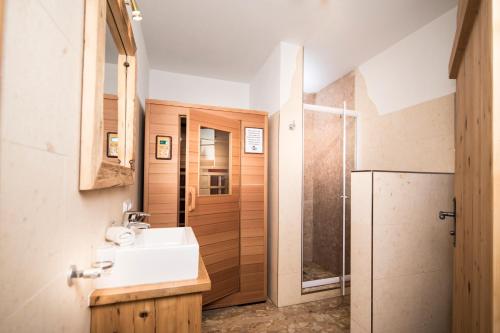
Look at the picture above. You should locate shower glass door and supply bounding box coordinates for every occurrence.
[301,103,357,294]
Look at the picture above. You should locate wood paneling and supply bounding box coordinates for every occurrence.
[494,0,500,329]
[451,0,494,331]
[103,95,119,164]
[449,0,482,78]
[143,103,185,227]
[143,100,268,309]
[106,0,136,55]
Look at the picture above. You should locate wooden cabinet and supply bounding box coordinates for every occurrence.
[91,300,156,333]
[155,294,202,332]
[91,295,201,333]
[90,259,210,333]
[143,100,268,309]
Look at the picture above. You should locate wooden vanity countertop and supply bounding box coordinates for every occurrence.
[89,257,211,306]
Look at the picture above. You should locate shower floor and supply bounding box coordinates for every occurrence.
[303,261,338,281]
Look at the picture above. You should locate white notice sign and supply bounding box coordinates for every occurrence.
[245,127,264,154]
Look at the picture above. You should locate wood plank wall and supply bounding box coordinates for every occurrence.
[451,0,494,331]
[143,100,268,308]
[103,94,119,164]
[493,0,500,329]
[144,103,183,227]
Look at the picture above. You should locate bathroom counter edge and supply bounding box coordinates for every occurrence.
[89,257,211,306]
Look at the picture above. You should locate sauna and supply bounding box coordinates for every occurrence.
[143,100,268,308]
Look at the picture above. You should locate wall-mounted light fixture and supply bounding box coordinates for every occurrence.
[124,0,143,21]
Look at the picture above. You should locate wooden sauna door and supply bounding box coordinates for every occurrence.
[186,109,241,305]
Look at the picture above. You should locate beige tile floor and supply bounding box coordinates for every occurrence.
[202,296,350,333]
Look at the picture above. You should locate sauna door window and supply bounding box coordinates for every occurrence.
[199,127,231,196]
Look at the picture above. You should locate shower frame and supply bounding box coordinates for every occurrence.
[300,102,359,295]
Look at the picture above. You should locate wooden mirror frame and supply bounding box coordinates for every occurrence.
[80,0,137,190]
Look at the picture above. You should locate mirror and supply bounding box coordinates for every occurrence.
[103,22,120,164]
[80,0,137,190]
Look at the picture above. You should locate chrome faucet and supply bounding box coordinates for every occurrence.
[122,211,151,229]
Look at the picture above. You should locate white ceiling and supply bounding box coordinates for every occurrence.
[140,0,457,93]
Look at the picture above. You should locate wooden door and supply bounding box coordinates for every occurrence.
[186,109,241,305]
[449,0,494,331]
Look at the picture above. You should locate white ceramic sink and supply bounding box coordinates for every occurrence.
[95,227,199,289]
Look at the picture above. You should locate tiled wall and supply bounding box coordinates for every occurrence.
[0,1,147,331]
[306,69,455,173]
[312,71,355,110]
[355,70,455,173]
[351,171,454,332]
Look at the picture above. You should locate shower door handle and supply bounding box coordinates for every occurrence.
[340,195,350,199]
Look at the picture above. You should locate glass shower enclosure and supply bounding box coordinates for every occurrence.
[301,102,357,294]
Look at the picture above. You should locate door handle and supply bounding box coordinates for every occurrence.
[188,186,196,212]
[439,198,456,246]
[439,211,455,220]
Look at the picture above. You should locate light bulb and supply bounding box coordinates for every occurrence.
[132,12,143,21]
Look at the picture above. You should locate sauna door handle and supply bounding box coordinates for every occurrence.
[188,186,196,212]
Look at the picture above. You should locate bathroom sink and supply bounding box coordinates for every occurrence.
[94,227,199,289]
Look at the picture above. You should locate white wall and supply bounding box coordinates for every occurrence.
[249,45,281,113]
[0,1,149,331]
[131,19,150,108]
[359,8,457,114]
[149,69,249,109]
[104,63,118,94]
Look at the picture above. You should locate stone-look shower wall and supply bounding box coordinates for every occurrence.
[303,93,316,105]
[355,70,455,172]
[302,110,315,263]
[313,71,356,110]
[351,172,454,332]
[307,69,455,173]
[305,8,457,173]
[303,109,355,275]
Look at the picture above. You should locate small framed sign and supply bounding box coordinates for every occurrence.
[106,132,119,158]
[244,127,264,154]
[156,135,172,160]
